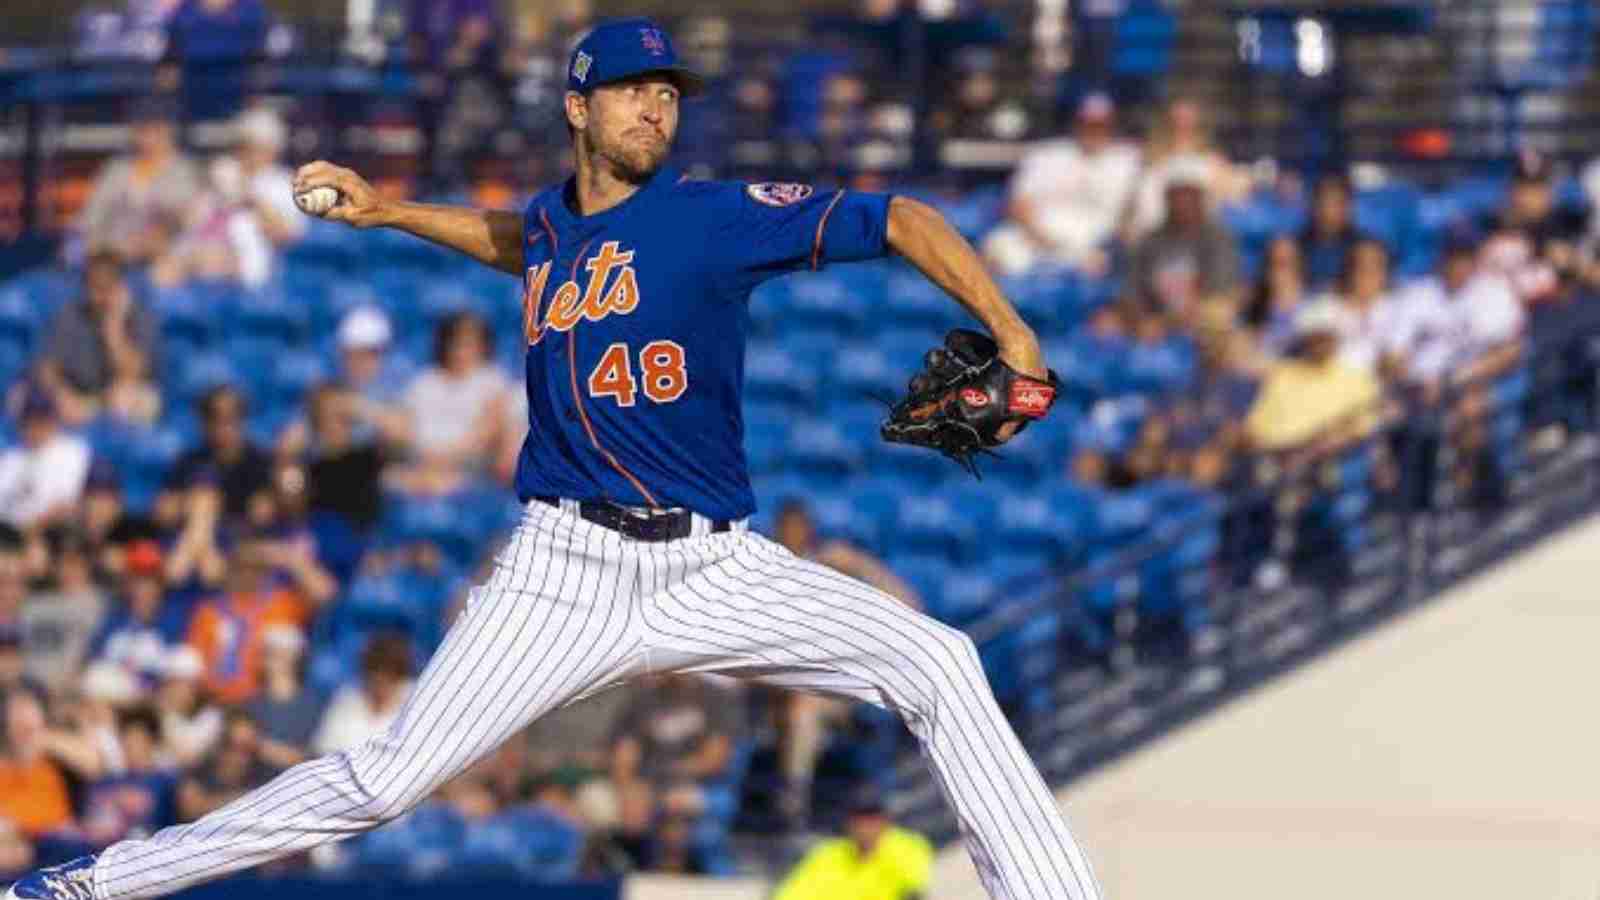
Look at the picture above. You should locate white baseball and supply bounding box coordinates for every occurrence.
[295,186,340,217]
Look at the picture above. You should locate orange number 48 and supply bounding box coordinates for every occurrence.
[587,340,687,406]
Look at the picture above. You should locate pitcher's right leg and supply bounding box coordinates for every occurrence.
[81,503,644,900]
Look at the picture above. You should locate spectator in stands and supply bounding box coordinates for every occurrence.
[154,646,221,767]
[187,107,306,288]
[397,313,517,495]
[164,0,270,121]
[279,306,410,457]
[281,384,387,536]
[983,92,1140,276]
[1244,300,1381,459]
[1333,238,1407,379]
[773,789,933,900]
[1298,173,1362,290]
[1246,235,1313,357]
[186,541,313,706]
[0,688,75,840]
[775,500,919,606]
[0,386,92,531]
[21,531,108,696]
[245,461,347,595]
[173,386,272,525]
[1166,310,1262,488]
[927,49,1010,142]
[79,462,137,577]
[0,626,32,702]
[1125,158,1241,315]
[609,675,736,865]
[240,624,319,770]
[176,708,276,820]
[79,706,177,847]
[77,97,200,265]
[311,632,414,754]
[37,252,162,426]
[1394,230,1526,396]
[1482,149,1587,309]
[88,541,181,691]
[1126,97,1248,240]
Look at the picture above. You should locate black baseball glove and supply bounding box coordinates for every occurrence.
[880,329,1060,477]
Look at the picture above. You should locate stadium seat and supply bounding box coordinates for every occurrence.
[829,344,902,403]
[456,808,583,882]
[744,341,820,406]
[894,493,979,556]
[229,285,310,343]
[785,418,864,477]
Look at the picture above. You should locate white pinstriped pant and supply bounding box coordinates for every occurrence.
[92,500,1102,900]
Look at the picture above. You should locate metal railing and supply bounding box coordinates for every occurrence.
[891,309,1600,840]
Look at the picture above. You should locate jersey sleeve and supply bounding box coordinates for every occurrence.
[720,182,892,290]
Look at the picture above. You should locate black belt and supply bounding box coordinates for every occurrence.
[534,496,731,542]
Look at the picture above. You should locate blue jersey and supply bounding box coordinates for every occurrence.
[512,167,892,520]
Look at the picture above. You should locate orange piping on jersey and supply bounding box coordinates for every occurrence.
[562,236,662,508]
[810,189,846,271]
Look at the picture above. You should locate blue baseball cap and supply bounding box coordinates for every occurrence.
[567,18,705,97]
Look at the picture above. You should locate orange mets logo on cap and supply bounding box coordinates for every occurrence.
[747,182,814,207]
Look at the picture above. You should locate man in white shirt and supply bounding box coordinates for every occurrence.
[1389,232,1525,391]
[196,106,306,288]
[0,387,92,530]
[983,92,1141,276]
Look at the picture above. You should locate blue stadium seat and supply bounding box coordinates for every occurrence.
[267,351,331,409]
[456,808,583,881]
[171,352,238,405]
[1090,488,1154,549]
[895,493,978,556]
[782,271,869,332]
[807,489,878,548]
[229,285,310,342]
[351,804,465,881]
[0,284,41,353]
[829,344,901,402]
[744,341,820,406]
[150,285,220,350]
[785,418,864,477]
[934,568,998,625]
[743,404,792,476]
[885,551,956,615]
[882,268,961,332]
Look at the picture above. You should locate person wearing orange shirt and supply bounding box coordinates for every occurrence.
[0,688,74,838]
[186,542,310,706]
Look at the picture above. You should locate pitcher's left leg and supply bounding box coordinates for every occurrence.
[640,531,1101,900]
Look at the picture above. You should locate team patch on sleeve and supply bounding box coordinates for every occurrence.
[746,182,814,207]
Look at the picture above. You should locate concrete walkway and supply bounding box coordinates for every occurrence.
[934,516,1600,900]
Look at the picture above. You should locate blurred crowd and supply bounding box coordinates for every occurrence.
[988,90,1600,513]
[2,0,1600,884]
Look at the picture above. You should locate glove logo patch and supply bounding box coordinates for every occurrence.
[1008,380,1055,418]
[747,182,814,207]
[960,387,990,407]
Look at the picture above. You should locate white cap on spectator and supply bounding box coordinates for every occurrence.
[1165,154,1212,190]
[338,306,393,351]
[1077,91,1115,122]
[1294,298,1348,338]
[236,106,287,150]
[82,662,142,705]
[162,646,205,681]
[262,624,306,655]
